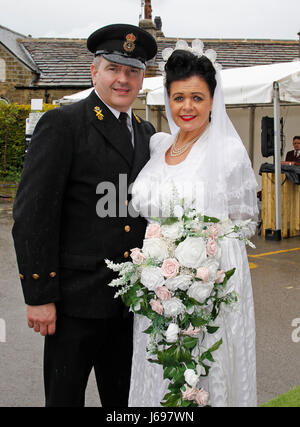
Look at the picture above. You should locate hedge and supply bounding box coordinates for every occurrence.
[0,103,56,181]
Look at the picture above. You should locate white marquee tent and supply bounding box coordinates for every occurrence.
[60,61,300,106]
[146,61,300,105]
[59,76,163,104]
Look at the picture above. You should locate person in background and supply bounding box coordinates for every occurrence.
[285,136,300,162]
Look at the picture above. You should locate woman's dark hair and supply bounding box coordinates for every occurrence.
[165,50,217,97]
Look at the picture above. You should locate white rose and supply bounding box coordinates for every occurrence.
[184,369,199,388]
[165,323,180,343]
[165,275,193,292]
[173,205,184,219]
[161,222,184,240]
[162,297,186,318]
[175,237,207,268]
[187,282,214,303]
[142,238,169,261]
[140,266,165,291]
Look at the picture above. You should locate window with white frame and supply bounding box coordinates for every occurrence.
[0,58,6,82]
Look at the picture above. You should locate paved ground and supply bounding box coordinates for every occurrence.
[0,201,299,407]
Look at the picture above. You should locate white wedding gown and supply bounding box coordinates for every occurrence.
[128,130,258,407]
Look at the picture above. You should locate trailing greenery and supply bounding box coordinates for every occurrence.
[0,103,56,180]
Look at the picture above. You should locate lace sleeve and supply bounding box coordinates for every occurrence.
[226,142,259,237]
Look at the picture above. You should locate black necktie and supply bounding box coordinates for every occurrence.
[119,112,133,150]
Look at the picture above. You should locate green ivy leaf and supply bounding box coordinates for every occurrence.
[208,338,223,353]
[183,336,198,350]
[161,217,179,226]
[202,215,220,223]
[206,325,219,334]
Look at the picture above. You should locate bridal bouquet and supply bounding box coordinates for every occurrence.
[106,204,254,407]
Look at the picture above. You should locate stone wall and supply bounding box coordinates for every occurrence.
[0,44,85,105]
[14,87,84,105]
[0,43,34,103]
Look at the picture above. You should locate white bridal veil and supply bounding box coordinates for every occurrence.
[162,42,258,220]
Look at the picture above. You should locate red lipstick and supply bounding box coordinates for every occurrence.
[180,116,196,122]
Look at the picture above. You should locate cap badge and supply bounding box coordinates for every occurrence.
[94,106,104,120]
[123,33,136,53]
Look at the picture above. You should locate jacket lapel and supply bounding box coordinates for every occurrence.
[86,90,134,166]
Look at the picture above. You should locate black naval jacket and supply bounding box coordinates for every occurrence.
[12,90,155,318]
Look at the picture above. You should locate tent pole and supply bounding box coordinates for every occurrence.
[248,106,255,164]
[273,81,282,239]
[146,103,150,122]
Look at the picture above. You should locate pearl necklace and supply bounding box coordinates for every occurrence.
[170,133,201,157]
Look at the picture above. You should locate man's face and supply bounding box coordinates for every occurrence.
[90,57,144,112]
[293,138,300,151]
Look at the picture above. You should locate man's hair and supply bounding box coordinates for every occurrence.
[293,136,300,141]
[93,56,102,69]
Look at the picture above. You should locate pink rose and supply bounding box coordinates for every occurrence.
[145,223,162,239]
[150,299,164,315]
[182,324,201,337]
[196,266,210,282]
[155,286,172,301]
[207,224,221,239]
[215,269,226,283]
[161,258,180,278]
[206,238,218,257]
[130,248,146,265]
[181,384,198,401]
[195,388,209,406]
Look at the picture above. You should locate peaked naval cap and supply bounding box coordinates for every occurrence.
[87,23,157,70]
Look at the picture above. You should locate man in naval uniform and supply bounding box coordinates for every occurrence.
[12,24,157,407]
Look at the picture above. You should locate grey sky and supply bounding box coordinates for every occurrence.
[1,0,299,40]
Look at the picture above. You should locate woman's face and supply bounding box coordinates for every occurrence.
[169,75,213,135]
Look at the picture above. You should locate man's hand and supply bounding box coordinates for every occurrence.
[27,303,57,336]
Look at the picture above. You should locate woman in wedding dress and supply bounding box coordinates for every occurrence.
[129,43,258,407]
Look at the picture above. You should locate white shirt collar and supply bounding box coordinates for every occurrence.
[94,89,132,120]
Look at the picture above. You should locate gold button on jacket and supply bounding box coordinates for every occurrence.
[123,251,129,258]
[124,225,131,232]
[32,274,40,280]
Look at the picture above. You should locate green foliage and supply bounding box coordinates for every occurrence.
[0,103,56,180]
[260,385,300,407]
[0,104,29,178]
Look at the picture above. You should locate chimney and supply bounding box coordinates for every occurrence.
[139,0,156,39]
[154,16,164,37]
[138,0,157,75]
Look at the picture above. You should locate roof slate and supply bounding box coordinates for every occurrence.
[17,36,300,87]
[156,37,300,71]
[20,39,94,86]
[0,25,39,72]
